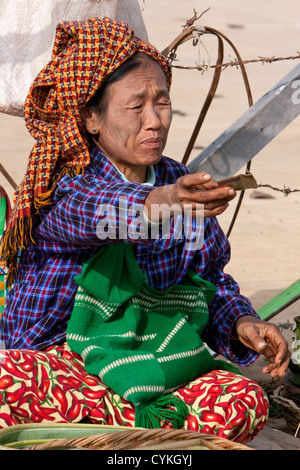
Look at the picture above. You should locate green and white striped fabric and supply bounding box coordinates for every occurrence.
[67,243,237,428]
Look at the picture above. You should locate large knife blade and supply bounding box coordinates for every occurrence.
[187,63,300,179]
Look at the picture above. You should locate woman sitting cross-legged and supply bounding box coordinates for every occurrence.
[0,17,290,443]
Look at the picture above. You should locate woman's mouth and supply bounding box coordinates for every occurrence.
[141,137,162,149]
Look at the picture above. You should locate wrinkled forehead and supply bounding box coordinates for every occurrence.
[138,50,172,91]
[114,53,170,89]
[108,58,170,104]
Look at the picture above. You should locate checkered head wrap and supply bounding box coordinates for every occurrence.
[0,17,172,287]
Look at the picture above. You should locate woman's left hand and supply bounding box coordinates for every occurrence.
[234,315,291,377]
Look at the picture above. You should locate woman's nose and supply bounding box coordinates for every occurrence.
[143,105,161,130]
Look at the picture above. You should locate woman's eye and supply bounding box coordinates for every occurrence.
[157,100,171,107]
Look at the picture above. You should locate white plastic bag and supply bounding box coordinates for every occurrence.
[0,0,148,116]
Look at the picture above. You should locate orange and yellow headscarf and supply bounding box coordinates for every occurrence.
[1,17,172,287]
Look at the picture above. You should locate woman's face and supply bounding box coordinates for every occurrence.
[85,57,172,183]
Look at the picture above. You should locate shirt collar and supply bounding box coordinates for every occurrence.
[90,145,156,187]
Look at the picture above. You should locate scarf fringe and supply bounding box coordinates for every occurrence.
[34,164,84,211]
[135,395,189,429]
[0,216,34,289]
[0,165,85,289]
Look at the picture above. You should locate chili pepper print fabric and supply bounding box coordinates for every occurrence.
[0,344,268,444]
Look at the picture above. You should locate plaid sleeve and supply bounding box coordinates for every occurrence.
[199,218,260,367]
[35,173,155,248]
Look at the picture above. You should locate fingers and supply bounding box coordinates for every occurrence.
[203,202,230,218]
[260,333,291,378]
[177,173,236,213]
[235,316,291,378]
[261,324,290,377]
[260,343,290,378]
[180,173,216,189]
[145,174,235,221]
[262,356,290,378]
[181,172,234,195]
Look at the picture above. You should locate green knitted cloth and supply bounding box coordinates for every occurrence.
[67,243,239,428]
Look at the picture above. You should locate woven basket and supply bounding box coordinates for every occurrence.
[272,382,300,434]
[25,428,252,451]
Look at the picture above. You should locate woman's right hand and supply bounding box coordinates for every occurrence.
[145,173,236,222]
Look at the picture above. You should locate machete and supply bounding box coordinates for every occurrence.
[187,63,300,179]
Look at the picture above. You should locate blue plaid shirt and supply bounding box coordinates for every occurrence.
[1,146,259,366]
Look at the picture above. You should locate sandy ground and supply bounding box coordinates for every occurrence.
[0,0,300,446]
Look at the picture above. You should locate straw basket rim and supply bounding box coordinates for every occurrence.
[25,428,253,451]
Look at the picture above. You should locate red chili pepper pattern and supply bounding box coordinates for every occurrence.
[0,344,269,444]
